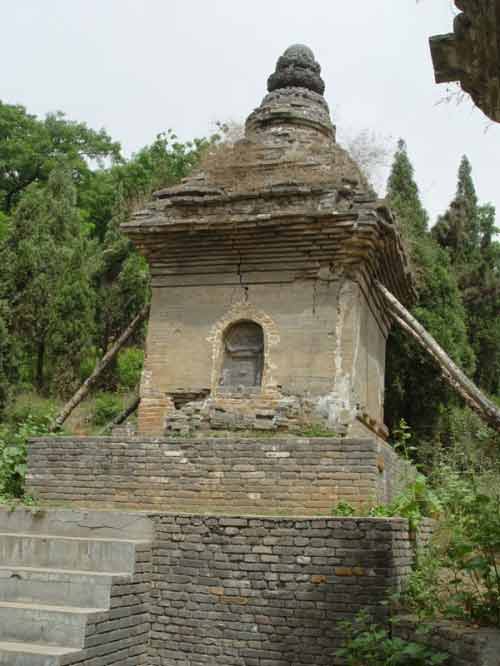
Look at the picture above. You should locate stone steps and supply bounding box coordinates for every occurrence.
[0,640,80,666]
[0,566,126,608]
[0,532,147,573]
[0,508,152,541]
[0,600,105,648]
[0,508,152,666]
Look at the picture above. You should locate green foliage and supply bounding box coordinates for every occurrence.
[79,347,99,383]
[81,129,213,242]
[5,393,58,427]
[116,347,144,390]
[92,392,123,427]
[0,407,54,499]
[331,472,441,531]
[0,102,120,214]
[385,141,475,446]
[3,166,96,394]
[0,211,9,241]
[0,299,17,414]
[95,196,150,358]
[370,474,442,532]
[432,156,500,398]
[331,501,357,517]
[392,418,417,460]
[297,423,339,437]
[0,98,208,406]
[336,611,449,665]
[387,139,429,242]
[403,465,500,627]
[433,156,479,265]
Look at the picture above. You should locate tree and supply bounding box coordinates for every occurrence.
[80,130,212,242]
[433,155,479,267]
[386,139,428,241]
[0,100,212,405]
[4,166,96,394]
[0,101,120,214]
[0,299,17,414]
[434,157,500,396]
[89,131,213,358]
[95,191,150,358]
[384,141,474,443]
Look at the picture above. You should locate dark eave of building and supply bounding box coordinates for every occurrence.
[429,0,500,123]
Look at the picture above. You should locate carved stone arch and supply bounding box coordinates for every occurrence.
[219,320,264,389]
[207,302,280,396]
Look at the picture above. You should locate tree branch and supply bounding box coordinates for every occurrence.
[51,303,149,431]
[376,281,500,433]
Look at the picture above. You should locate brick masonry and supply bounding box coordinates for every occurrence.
[148,514,413,666]
[64,542,152,666]
[394,616,500,666]
[27,436,412,512]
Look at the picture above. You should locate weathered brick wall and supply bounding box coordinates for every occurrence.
[376,438,415,505]
[394,616,500,666]
[149,514,413,666]
[27,436,409,512]
[66,541,152,666]
[137,279,390,436]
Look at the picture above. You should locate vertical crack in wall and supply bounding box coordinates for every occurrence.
[312,279,318,315]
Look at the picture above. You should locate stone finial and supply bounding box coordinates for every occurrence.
[267,44,325,95]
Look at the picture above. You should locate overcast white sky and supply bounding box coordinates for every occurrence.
[2,1,499,222]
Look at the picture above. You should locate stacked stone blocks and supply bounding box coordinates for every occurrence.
[148,514,413,665]
[27,436,411,512]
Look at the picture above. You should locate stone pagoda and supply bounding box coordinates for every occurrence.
[122,45,414,439]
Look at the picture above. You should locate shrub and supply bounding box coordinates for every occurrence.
[79,346,99,382]
[116,347,143,390]
[330,474,441,530]
[331,501,357,517]
[336,611,449,665]
[0,412,52,498]
[403,470,500,626]
[92,392,123,426]
[6,393,57,428]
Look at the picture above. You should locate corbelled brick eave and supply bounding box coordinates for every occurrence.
[430,0,500,123]
[121,191,415,308]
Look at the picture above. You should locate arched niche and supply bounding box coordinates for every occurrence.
[219,320,264,390]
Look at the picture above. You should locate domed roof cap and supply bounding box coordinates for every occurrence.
[267,44,325,95]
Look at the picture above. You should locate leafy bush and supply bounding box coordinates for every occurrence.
[336,611,449,665]
[79,346,99,382]
[0,412,52,498]
[330,464,500,627]
[331,501,357,517]
[116,347,143,390]
[331,474,441,530]
[6,393,57,427]
[403,469,500,626]
[92,392,123,426]
[371,474,442,531]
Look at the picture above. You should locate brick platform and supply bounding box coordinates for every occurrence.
[27,436,411,512]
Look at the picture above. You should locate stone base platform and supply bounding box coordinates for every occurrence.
[0,507,414,666]
[2,507,492,665]
[27,436,411,513]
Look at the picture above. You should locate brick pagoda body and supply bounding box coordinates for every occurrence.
[122,44,414,441]
[11,47,455,666]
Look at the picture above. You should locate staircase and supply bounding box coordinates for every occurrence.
[0,508,152,666]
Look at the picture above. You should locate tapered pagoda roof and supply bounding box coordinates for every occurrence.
[122,45,415,308]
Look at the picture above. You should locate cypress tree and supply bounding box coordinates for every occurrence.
[433,155,479,266]
[387,139,429,241]
[385,141,474,445]
[5,166,96,394]
[95,190,150,361]
[434,157,500,396]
